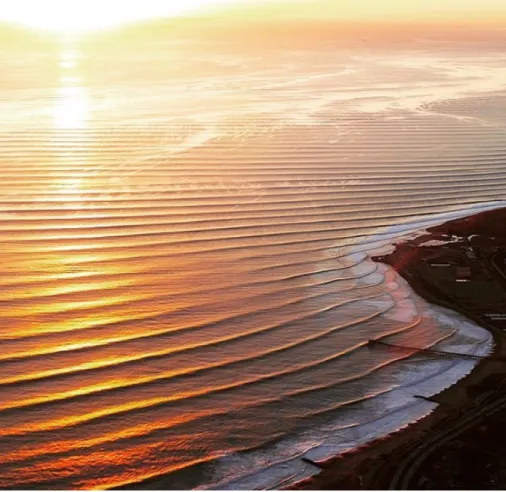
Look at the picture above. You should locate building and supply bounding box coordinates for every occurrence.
[456,266,472,282]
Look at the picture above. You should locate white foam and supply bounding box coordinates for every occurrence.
[204,202,500,491]
[384,298,418,323]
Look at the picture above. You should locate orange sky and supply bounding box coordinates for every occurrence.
[0,0,505,33]
[224,0,506,23]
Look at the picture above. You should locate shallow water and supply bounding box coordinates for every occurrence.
[0,35,505,489]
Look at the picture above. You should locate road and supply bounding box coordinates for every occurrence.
[363,237,506,489]
[388,390,506,489]
[491,251,506,285]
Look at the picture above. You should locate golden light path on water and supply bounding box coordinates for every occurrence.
[52,50,90,205]
[0,32,505,489]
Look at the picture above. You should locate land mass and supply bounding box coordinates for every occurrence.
[292,206,506,490]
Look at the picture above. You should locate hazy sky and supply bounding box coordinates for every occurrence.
[232,0,506,22]
[1,0,505,32]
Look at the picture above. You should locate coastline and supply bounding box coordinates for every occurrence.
[124,204,505,491]
[291,205,506,490]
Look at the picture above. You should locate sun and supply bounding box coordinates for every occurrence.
[0,0,234,34]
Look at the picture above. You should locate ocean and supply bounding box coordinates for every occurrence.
[0,31,505,489]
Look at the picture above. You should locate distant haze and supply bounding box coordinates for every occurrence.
[213,0,506,25]
[1,0,506,33]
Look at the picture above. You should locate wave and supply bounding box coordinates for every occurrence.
[1,40,505,490]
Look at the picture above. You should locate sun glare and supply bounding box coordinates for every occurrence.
[4,0,505,34]
[0,0,233,34]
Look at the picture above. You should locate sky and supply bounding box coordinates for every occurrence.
[229,0,506,23]
[0,0,505,33]
[0,0,234,32]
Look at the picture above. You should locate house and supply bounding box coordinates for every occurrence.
[465,248,477,260]
[456,266,472,282]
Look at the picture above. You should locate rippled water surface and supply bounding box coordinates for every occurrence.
[1,34,505,489]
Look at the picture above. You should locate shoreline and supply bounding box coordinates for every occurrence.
[291,205,506,490]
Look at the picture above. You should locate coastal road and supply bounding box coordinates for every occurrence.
[491,252,506,285]
[362,246,506,489]
[387,389,506,489]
